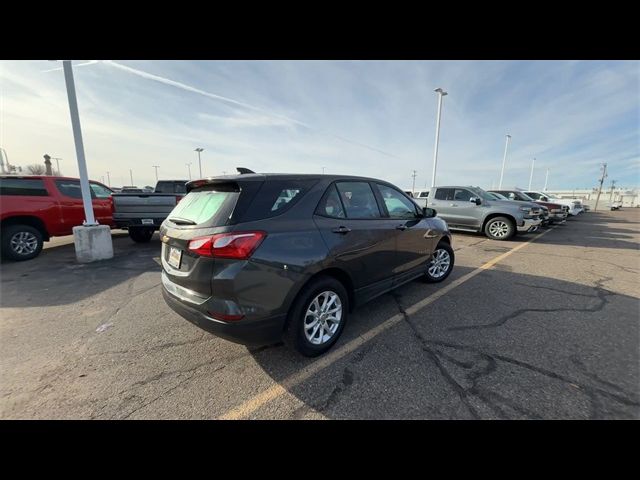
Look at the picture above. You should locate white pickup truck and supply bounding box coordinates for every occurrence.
[524,191,583,216]
[404,189,430,208]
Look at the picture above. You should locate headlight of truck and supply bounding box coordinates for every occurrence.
[519,206,531,213]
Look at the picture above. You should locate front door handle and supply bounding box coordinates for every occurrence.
[396,224,408,231]
[332,226,351,234]
[450,203,458,207]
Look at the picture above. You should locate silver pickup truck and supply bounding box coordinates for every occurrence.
[112,180,187,242]
[428,186,542,240]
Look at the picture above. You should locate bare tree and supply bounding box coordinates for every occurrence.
[24,164,60,175]
[26,164,46,175]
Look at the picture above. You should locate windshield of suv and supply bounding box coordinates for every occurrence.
[488,191,508,200]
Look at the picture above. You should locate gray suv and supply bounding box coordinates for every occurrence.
[160,173,454,356]
[428,186,542,240]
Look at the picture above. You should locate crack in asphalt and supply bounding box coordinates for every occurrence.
[448,277,615,332]
[389,289,639,419]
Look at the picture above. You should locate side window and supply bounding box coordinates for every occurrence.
[453,189,473,201]
[376,184,417,219]
[434,188,454,201]
[419,191,429,198]
[271,188,302,212]
[316,185,346,218]
[0,178,48,196]
[55,180,83,199]
[335,182,381,219]
[528,192,541,200]
[90,183,112,198]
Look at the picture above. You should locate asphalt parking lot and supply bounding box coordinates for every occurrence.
[1,210,639,419]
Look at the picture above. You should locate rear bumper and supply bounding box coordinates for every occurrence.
[162,287,286,346]
[517,218,542,233]
[113,216,165,229]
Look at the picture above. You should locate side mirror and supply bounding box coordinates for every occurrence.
[423,207,437,218]
[470,197,481,205]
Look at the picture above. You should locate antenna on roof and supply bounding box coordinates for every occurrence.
[236,167,255,174]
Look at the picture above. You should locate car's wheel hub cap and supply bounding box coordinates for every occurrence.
[489,221,509,237]
[304,291,342,345]
[10,232,38,255]
[428,248,451,278]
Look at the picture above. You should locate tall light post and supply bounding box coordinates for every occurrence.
[528,157,536,191]
[498,134,511,189]
[129,169,134,186]
[322,166,326,174]
[0,147,7,173]
[106,171,111,187]
[152,165,160,181]
[195,147,204,178]
[543,169,549,191]
[186,163,192,180]
[431,88,447,188]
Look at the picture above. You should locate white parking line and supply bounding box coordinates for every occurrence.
[218,228,554,419]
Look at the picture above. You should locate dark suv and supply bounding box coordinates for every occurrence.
[160,173,453,356]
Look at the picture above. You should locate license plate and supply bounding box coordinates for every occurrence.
[168,247,182,269]
[141,219,154,225]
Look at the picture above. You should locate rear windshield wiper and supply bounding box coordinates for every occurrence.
[168,217,197,225]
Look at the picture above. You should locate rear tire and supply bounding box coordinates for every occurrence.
[423,242,454,283]
[129,227,154,243]
[284,276,349,357]
[484,216,515,241]
[1,224,44,261]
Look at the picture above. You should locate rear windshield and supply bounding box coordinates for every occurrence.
[167,190,238,226]
[156,181,187,194]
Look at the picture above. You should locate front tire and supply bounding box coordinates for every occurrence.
[423,242,454,283]
[1,224,44,261]
[129,227,154,243]
[484,216,515,241]
[284,276,349,357]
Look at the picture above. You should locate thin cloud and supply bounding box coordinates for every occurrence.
[41,60,100,73]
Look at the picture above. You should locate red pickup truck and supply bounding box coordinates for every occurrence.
[0,175,114,261]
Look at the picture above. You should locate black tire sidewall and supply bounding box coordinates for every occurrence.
[285,276,349,357]
[485,217,515,240]
[424,242,455,283]
[129,227,154,242]
[1,225,44,261]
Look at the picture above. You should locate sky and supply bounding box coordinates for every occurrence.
[1,60,638,190]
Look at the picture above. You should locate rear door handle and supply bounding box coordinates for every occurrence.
[332,226,351,234]
[396,224,408,231]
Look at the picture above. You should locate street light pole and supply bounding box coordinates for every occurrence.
[186,163,192,180]
[63,60,97,225]
[52,157,63,175]
[544,169,549,191]
[431,88,447,188]
[528,158,536,191]
[152,165,160,181]
[195,148,204,178]
[106,171,111,187]
[129,169,134,186]
[594,163,608,212]
[498,134,511,189]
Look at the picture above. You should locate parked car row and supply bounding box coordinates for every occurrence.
[404,185,586,241]
[0,175,189,260]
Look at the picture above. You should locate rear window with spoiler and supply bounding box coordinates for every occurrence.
[167,178,318,227]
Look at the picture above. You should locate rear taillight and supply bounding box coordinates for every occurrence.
[188,231,266,259]
[176,195,182,204]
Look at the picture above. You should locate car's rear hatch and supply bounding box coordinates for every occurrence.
[159,177,265,299]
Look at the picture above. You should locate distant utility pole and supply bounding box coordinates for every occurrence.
[106,171,111,187]
[498,134,511,189]
[152,165,160,181]
[186,163,192,180]
[411,170,418,196]
[431,88,447,188]
[609,179,617,205]
[195,148,204,178]
[129,169,134,186]
[528,157,536,191]
[322,166,326,174]
[52,157,63,175]
[544,169,549,191]
[593,163,608,212]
